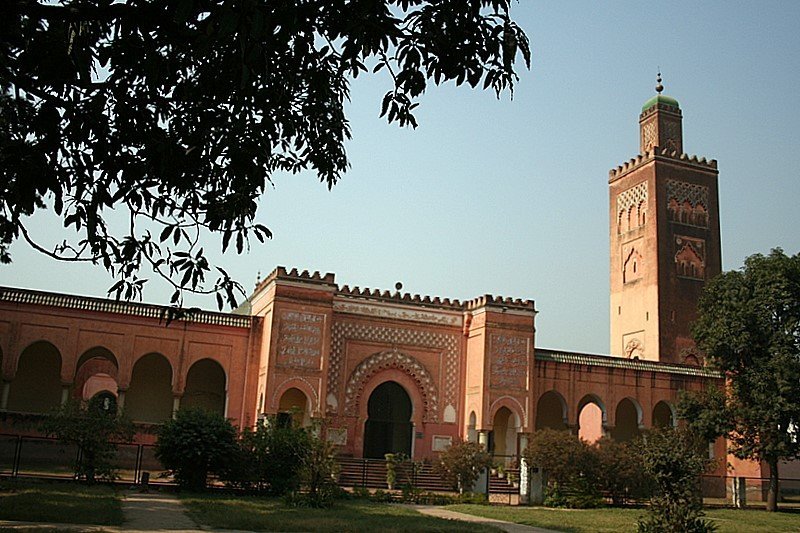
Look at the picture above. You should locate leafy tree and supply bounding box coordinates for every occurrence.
[2,0,530,308]
[434,439,493,494]
[155,407,239,491]
[40,395,134,483]
[690,249,800,511]
[636,427,716,533]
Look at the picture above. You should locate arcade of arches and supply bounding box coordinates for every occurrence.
[0,281,718,458]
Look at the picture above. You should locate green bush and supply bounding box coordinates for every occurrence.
[523,429,602,508]
[434,439,493,494]
[297,429,340,507]
[225,416,314,494]
[636,428,716,533]
[594,437,650,504]
[155,408,239,491]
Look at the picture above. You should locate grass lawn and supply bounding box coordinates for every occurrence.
[0,479,123,526]
[447,504,800,533]
[181,495,500,532]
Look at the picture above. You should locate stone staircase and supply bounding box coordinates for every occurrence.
[336,457,520,495]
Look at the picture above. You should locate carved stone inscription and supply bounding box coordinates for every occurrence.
[490,334,528,390]
[276,311,324,369]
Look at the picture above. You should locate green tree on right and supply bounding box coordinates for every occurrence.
[680,249,800,512]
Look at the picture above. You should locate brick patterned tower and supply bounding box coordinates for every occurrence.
[609,76,721,363]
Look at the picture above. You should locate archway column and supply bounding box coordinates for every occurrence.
[0,380,9,410]
[172,393,182,419]
[60,382,71,406]
[116,388,127,415]
[478,430,489,449]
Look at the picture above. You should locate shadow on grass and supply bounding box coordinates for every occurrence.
[181,495,500,532]
[0,480,123,526]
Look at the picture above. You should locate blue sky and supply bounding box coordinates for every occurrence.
[4,1,800,355]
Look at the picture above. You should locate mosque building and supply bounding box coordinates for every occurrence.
[4,79,779,487]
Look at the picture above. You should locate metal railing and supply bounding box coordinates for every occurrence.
[0,434,166,484]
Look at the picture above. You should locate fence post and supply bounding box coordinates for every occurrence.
[12,435,22,478]
[361,459,367,487]
[134,445,143,484]
[731,477,747,508]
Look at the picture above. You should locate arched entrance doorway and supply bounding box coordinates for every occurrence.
[278,387,310,428]
[363,381,412,459]
[491,406,520,462]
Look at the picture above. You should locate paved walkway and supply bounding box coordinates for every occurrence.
[0,491,562,532]
[412,505,561,533]
[121,492,200,532]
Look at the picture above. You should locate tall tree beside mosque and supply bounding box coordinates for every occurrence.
[684,249,800,512]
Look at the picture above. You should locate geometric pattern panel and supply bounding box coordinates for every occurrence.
[616,181,648,217]
[329,321,459,420]
[344,350,438,423]
[666,179,708,208]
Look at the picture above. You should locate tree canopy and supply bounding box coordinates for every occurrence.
[686,248,800,511]
[1,0,530,309]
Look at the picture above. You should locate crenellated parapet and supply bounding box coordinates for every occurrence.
[255,266,336,291]
[608,147,718,183]
[463,294,535,312]
[337,285,463,310]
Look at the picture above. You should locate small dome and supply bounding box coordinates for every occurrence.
[642,94,680,112]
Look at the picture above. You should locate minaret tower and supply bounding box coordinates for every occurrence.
[608,75,721,364]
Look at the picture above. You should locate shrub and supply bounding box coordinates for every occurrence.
[40,396,134,483]
[523,429,602,507]
[636,427,716,533]
[434,439,493,494]
[297,430,340,507]
[155,408,239,491]
[225,416,313,494]
[593,437,649,505]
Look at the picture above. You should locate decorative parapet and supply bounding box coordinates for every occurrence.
[535,348,722,378]
[337,285,463,309]
[464,294,535,312]
[0,286,252,328]
[256,266,336,291]
[608,147,718,182]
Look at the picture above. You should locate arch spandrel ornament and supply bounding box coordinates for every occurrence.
[344,350,438,423]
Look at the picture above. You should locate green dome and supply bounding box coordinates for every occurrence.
[642,94,680,112]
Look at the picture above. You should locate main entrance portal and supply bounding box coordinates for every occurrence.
[363,381,413,459]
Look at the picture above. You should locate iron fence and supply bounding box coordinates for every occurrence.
[0,434,166,484]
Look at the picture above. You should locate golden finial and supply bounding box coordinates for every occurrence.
[656,70,664,94]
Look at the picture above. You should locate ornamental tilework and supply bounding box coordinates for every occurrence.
[328,321,459,419]
[344,350,439,422]
[666,180,708,207]
[616,181,648,217]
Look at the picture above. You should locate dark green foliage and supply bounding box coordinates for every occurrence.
[636,428,716,533]
[39,396,134,483]
[434,439,493,494]
[523,428,603,507]
[155,407,239,491]
[691,249,800,511]
[2,1,530,307]
[594,437,650,505]
[295,429,340,508]
[224,417,314,495]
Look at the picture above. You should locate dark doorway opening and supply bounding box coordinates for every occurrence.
[363,381,412,459]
